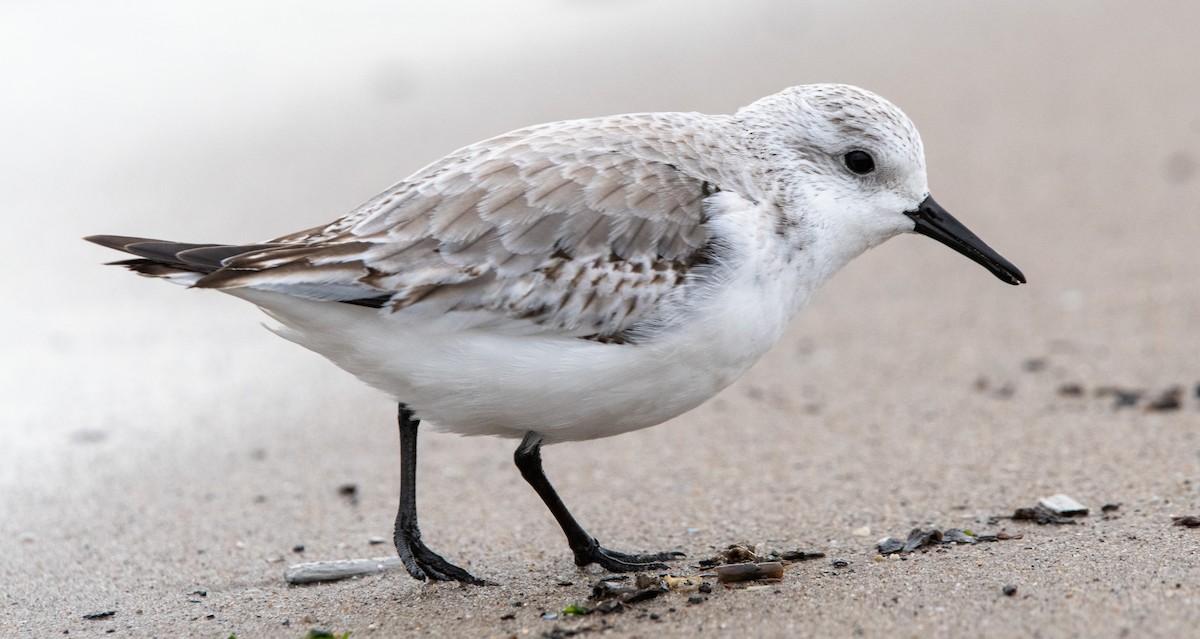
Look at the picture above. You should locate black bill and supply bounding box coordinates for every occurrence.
[906,195,1026,285]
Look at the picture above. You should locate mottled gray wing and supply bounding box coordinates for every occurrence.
[198,115,720,337]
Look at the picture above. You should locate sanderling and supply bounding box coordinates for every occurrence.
[87,84,1024,585]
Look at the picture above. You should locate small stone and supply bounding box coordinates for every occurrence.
[1002,584,1018,596]
[852,525,871,537]
[292,545,305,553]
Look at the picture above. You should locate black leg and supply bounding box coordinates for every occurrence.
[394,404,490,585]
[514,431,684,572]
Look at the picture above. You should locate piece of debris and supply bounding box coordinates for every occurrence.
[1039,494,1089,516]
[715,562,784,583]
[1146,386,1183,412]
[830,557,850,569]
[1002,584,1018,596]
[1101,503,1121,513]
[941,529,976,544]
[561,604,590,616]
[588,575,667,610]
[83,610,116,620]
[1172,515,1200,528]
[698,543,759,567]
[852,525,872,537]
[876,527,1019,555]
[876,536,905,555]
[337,484,359,506]
[368,536,387,545]
[292,544,306,554]
[719,543,759,564]
[904,528,943,552]
[699,542,822,568]
[661,575,704,592]
[1057,383,1084,397]
[634,574,658,589]
[1095,386,1142,409]
[776,549,825,562]
[284,556,402,584]
[1010,504,1080,525]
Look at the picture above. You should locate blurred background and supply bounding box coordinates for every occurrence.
[3,0,1199,634]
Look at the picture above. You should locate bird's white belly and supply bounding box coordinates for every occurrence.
[236,246,802,444]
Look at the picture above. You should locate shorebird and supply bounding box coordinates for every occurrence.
[87,83,1025,585]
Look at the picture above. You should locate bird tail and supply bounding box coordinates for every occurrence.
[84,235,284,286]
[84,235,392,309]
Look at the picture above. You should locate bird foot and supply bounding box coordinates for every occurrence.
[573,540,685,572]
[395,528,494,585]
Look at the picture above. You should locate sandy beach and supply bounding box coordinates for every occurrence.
[3,1,1199,636]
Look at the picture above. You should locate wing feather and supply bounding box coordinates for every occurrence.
[198,113,731,338]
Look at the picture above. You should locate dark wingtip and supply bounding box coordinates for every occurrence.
[84,234,165,252]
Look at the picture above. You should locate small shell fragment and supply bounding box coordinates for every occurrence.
[1038,494,1089,516]
[715,562,784,583]
[662,575,705,592]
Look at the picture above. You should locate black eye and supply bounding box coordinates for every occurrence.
[843,150,875,175]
